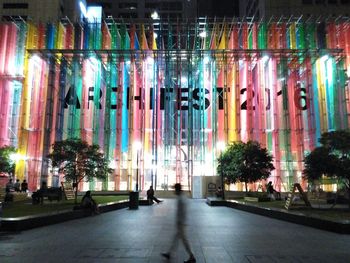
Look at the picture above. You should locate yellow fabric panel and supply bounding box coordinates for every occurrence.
[218,24,226,50]
[289,23,296,49]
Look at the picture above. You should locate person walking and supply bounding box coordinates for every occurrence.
[161,183,196,263]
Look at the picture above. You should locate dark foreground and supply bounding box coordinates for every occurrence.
[1,199,349,263]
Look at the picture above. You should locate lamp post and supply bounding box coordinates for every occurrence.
[133,141,142,192]
[136,151,139,191]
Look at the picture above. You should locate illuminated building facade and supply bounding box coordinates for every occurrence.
[0,18,349,194]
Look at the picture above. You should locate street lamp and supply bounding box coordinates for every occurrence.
[133,141,142,191]
[9,153,27,179]
[151,11,159,20]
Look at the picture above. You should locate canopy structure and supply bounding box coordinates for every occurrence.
[0,18,349,192]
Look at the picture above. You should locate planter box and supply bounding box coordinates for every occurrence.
[244,196,270,202]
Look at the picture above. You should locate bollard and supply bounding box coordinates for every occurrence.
[129,191,139,209]
[0,201,2,228]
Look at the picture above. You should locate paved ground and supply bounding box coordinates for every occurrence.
[0,198,350,263]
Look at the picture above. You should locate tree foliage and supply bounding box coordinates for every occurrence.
[303,130,350,208]
[47,139,112,202]
[0,146,17,175]
[303,147,340,181]
[217,141,275,192]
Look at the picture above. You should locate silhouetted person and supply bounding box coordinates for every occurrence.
[216,186,223,198]
[5,179,14,193]
[14,179,20,192]
[5,179,14,201]
[162,183,196,263]
[32,181,48,204]
[81,191,99,215]
[147,186,162,204]
[21,179,28,192]
[267,181,281,200]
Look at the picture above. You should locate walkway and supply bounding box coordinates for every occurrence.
[1,198,349,262]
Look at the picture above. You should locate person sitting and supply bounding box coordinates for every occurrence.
[32,181,48,204]
[216,186,223,198]
[14,179,21,192]
[5,179,15,201]
[21,179,28,192]
[266,181,281,200]
[5,179,14,193]
[81,191,99,214]
[147,186,162,204]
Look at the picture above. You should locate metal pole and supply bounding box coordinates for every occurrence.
[136,150,139,192]
[221,170,225,200]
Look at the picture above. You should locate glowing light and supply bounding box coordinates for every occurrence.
[261,55,269,64]
[146,56,154,64]
[203,56,210,65]
[9,153,27,161]
[89,56,99,66]
[30,55,41,65]
[109,160,116,169]
[153,32,158,39]
[320,55,329,63]
[216,141,226,152]
[79,1,87,17]
[133,141,142,151]
[151,11,159,20]
[327,58,333,83]
[181,76,187,86]
[86,6,102,23]
[199,31,207,38]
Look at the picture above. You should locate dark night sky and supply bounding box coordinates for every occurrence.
[197,0,239,17]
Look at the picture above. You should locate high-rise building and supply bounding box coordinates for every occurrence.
[0,0,82,22]
[240,0,350,19]
[86,0,197,19]
[197,0,239,18]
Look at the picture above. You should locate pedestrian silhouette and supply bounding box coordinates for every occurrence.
[266,181,281,200]
[81,190,99,215]
[147,185,162,204]
[21,179,28,192]
[161,183,196,263]
[14,179,21,192]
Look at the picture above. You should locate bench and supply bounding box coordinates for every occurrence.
[0,187,28,203]
[32,187,63,204]
[11,192,28,202]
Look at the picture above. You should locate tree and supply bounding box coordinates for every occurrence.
[47,139,112,203]
[303,130,350,208]
[303,147,340,181]
[217,141,275,192]
[0,146,17,175]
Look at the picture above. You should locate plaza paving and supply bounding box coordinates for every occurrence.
[0,198,350,263]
